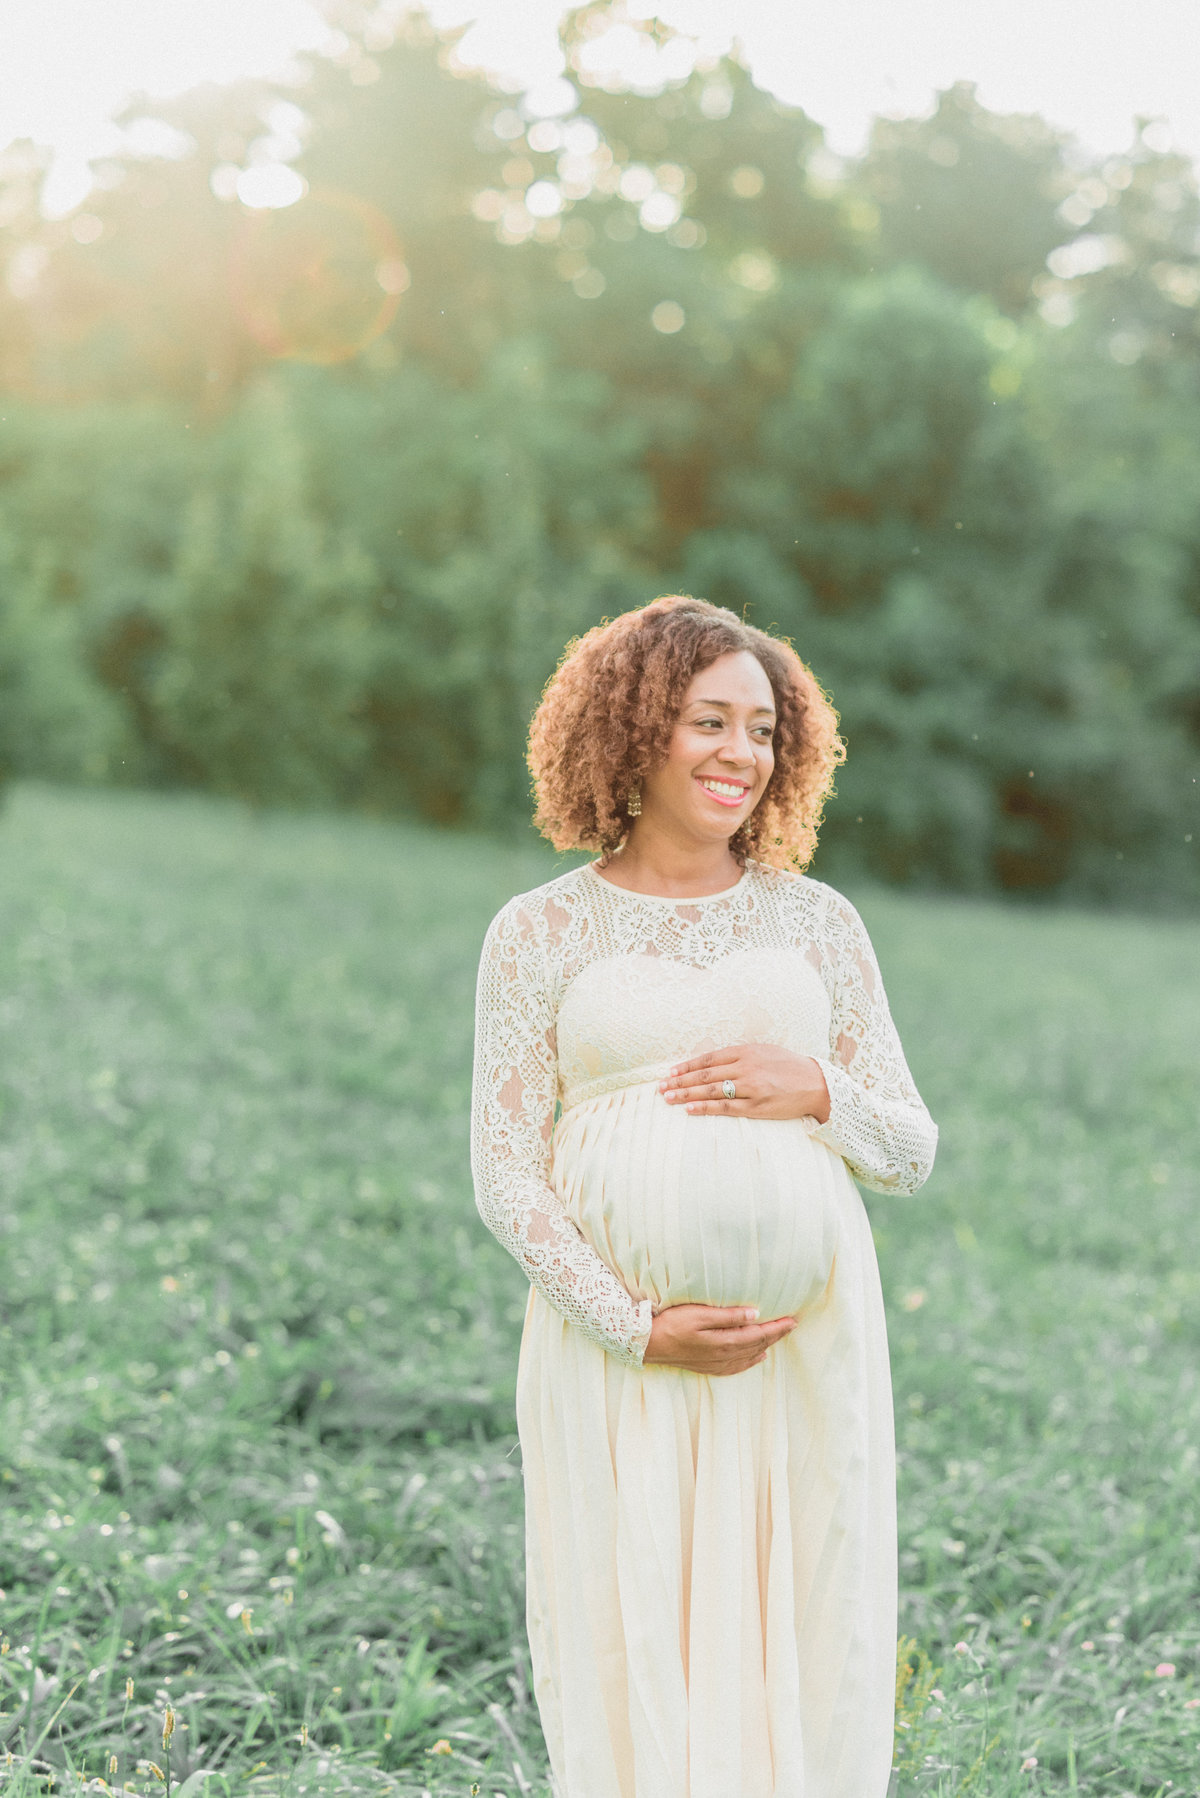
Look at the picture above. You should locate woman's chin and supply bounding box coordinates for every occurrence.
[693,801,752,834]
[690,812,744,845]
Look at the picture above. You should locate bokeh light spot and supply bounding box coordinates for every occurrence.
[526,120,564,154]
[651,300,685,334]
[375,258,410,296]
[523,76,577,119]
[618,164,655,203]
[236,164,307,210]
[561,120,599,157]
[640,192,681,232]
[729,251,778,292]
[729,165,765,199]
[698,81,733,120]
[1046,235,1119,280]
[1108,330,1144,364]
[210,164,241,202]
[1150,261,1200,306]
[667,218,705,249]
[525,180,563,218]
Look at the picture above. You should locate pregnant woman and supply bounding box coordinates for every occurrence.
[471,595,938,1798]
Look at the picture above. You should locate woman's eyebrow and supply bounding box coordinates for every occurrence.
[689,698,776,714]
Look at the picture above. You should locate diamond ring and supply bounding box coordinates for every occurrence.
[721,1079,736,1100]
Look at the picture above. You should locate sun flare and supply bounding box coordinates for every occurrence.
[2,0,1197,216]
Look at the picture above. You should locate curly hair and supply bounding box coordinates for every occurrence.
[528,595,845,871]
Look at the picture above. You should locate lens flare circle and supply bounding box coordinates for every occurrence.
[230,185,407,366]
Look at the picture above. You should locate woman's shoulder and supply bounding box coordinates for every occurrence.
[749,858,850,910]
[747,861,867,937]
[483,864,594,947]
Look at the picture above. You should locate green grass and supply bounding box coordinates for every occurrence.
[0,783,1197,1798]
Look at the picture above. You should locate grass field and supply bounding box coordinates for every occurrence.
[0,783,1198,1798]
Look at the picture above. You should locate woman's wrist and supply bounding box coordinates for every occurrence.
[805,1058,832,1125]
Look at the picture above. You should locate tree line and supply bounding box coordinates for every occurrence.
[1,5,1198,905]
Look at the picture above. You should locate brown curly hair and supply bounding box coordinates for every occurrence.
[528,595,845,870]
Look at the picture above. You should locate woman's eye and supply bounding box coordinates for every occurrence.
[690,717,773,736]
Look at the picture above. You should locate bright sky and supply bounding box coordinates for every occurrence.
[4,0,1199,215]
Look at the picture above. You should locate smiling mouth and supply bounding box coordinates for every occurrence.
[697,777,751,805]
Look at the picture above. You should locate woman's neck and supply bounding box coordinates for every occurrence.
[597,825,743,898]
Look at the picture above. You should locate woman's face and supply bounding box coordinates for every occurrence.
[637,650,777,847]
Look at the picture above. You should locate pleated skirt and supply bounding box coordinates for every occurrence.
[515,1086,898,1798]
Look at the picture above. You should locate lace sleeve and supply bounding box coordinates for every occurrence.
[471,899,654,1366]
[807,889,938,1194]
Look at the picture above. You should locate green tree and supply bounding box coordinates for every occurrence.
[857,81,1077,314]
[289,344,652,820]
[0,4,1197,904]
[143,387,379,802]
[0,528,127,785]
[1064,122,1200,373]
[728,268,1016,603]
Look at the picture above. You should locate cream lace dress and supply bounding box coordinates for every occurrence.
[471,859,937,1798]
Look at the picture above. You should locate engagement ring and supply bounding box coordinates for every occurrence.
[722,1079,737,1100]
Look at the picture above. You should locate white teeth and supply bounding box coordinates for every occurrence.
[700,779,748,798]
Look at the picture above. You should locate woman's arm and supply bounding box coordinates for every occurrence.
[806,889,938,1194]
[471,900,654,1366]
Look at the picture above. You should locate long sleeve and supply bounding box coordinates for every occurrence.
[471,900,654,1366]
[807,890,938,1194]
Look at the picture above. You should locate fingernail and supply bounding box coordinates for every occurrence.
[746,1308,759,1321]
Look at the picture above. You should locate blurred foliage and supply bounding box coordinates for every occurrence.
[0,4,1198,903]
[859,82,1076,315]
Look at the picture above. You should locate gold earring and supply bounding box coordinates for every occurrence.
[627,787,642,817]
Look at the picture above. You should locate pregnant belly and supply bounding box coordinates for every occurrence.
[552,1083,846,1320]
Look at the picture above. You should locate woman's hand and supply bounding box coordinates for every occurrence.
[659,1043,831,1123]
[644,1303,796,1376]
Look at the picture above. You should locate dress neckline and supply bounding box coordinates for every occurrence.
[584,860,752,906]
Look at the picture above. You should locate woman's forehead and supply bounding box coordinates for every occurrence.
[682,650,775,709]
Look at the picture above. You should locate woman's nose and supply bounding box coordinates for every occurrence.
[718,730,755,764]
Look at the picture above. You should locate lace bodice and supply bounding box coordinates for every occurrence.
[471,860,937,1366]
